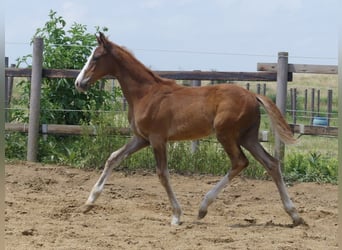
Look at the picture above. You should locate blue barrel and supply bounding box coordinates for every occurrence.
[313,116,328,126]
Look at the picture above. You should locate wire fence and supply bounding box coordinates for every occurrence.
[6,41,338,66]
[4,39,339,168]
[5,70,338,125]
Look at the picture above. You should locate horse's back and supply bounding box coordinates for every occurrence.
[134,83,260,141]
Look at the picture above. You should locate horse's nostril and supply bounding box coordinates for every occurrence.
[75,81,83,92]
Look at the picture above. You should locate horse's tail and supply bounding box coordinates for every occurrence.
[256,94,297,144]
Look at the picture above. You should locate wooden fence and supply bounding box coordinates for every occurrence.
[5,38,338,163]
[289,88,334,126]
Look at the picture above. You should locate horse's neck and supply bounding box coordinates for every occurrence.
[116,68,157,107]
[114,52,162,106]
[117,76,147,99]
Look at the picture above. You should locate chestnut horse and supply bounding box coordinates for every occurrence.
[75,32,305,226]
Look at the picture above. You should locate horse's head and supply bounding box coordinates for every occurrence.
[75,32,114,92]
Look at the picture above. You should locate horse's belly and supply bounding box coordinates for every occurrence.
[167,119,214,141]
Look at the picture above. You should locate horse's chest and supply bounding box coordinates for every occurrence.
[130,109,156,139]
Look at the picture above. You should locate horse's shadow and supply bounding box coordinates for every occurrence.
[192,218,307,229]
[229,219,308,229]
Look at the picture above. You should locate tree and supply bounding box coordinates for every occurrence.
[15,10,117,125]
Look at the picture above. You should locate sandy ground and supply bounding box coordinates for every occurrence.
[5,161,338,250]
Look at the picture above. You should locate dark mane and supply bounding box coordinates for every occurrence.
[112,42,164,84]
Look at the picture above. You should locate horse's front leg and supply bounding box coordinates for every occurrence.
[82,136,149,213]
[152,140,182,225]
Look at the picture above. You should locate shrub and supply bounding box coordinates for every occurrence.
[13,10,114,125]
[284,152,338,183]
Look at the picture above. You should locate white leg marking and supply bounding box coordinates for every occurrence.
[199,173,229,218]
[171,215,181,226]
[83,137,149,213]
[161,172,182,225]
[277,178,302,222]
[272,163,304,225]
[85,147,127,205]
[170,195,182,225]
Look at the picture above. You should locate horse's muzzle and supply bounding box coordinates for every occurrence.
[75,78,91,92]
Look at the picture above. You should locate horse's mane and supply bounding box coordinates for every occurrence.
[110,41,164,84]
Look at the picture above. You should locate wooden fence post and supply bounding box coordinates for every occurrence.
[5,57,9,122]
[27,37,44,162]
[327,89,333,126]
[5,63,15,122]
[191,78,201,153]
[290,88,297,124]
[304,89,308,116]
[274,52,288,169]
[311,88,315,124]
[257,83,261,94]
[317,89,321,115]
[8,64,15,105]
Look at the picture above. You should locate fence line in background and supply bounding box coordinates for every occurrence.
[4,38,338,163]
[5,122,338,138]
[289,88,335,126]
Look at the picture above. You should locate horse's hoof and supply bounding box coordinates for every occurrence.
[198,209,208,219]
[171,216,181,226]
[293,217,308,227]
[82,204,95,213]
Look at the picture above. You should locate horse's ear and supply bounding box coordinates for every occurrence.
[96,33,102,44]
[97,32,110,49]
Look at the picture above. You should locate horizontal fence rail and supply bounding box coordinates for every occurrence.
[5,123,338,138]
[5,68,291,81]
[5,123,131,136]
[258,63,338,74]
[290,124,338,137]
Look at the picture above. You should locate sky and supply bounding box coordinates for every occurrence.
[5,0,340,71]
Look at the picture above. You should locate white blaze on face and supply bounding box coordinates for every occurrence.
[75,48,96,90]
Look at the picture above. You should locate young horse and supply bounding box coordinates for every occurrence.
[75,32,305,226]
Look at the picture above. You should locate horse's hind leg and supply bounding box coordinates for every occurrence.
[198,136,249,219]
[242,137,305,226]
[82,136,149,213]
